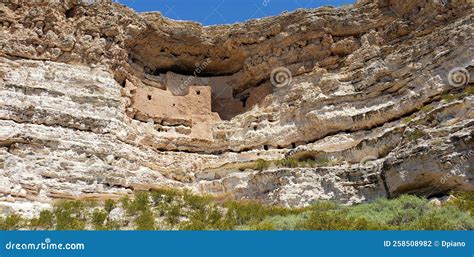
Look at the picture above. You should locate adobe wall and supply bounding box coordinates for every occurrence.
[164,72,248,120]
[131,82,220,139]
[129,71,270,139]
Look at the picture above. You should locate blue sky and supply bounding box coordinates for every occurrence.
[116,0,355,26]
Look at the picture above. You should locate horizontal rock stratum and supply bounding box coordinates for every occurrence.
[0,0,473,216]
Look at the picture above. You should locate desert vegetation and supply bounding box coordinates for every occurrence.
[1,190,473,231]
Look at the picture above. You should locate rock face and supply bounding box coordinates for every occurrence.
[0,0,473,215]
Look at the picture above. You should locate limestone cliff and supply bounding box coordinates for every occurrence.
[0,0,473,216]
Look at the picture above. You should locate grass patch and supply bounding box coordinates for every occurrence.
[420,105,434,113]
[442,93,464,103]
[274,157,298,168]
[464,86,474,95]
[405,129,427,141]
[403,114,416,124]
[255,159,270,171]
[0,214,23,230]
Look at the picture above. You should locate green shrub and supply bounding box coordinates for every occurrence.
[104,199,116,213]
[151,188,180,205]
[258,214,309,230]
[314,157,331,166]
[405,129,427,141]
[255,159,270,171]
[296,201,375,230]
[135,210,156,230]
[249,221,276,230]
[0,214,23,230]
[346,195,474,230]
[447,192,474,218]
[53,201,86,230]
[403,115,416,124]
[180,218,207,230]
[223,200,302,228]
[91,209,108,230]
[180,206,228,230]
[165,204,181,225]
[120,196,130,210]
[420,105,434,113]
[464,86,474,95]
[183,191,212,211]
[410,205,473,230]
[126,192,150,216]
[30,210,54,230]
[347,196,427,228]
[300,159,317,168]
[275,157,298,168]
[442,93,463,103]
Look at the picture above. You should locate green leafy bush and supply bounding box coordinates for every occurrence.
[223,200,303,228]
[255,159,271,171]
[180,206,229,230]
[346,195,474,230]
[91,209,108,230]
[164,204,181,225]
[405,129,427,141]
[135,210,156,230]
[0,214,23,230]
[275,157,298,168]
[104,199,116,213]
[410,206,473,230]
[446,192,474,218]
[420,105,434,113]
[442,93,463,103]
[151,188,180,205]
[183,190,212,211]
[296,201,375,230]
[53,201,86,230]
[30,210,54,230]
[249,221,276,230]
[120,196,130,210]
[464,86,474,95]
[258,214,309,230]
[125,192,151,216]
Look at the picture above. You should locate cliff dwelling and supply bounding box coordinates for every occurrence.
[125,67,272,140]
